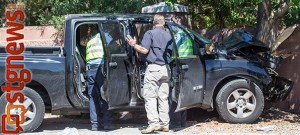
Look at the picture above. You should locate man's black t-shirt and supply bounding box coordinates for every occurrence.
[141,26,172,65]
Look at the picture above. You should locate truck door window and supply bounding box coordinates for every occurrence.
[134,23,153,44]
[101,23,126,54]
[75,23,99,61]
[74,23,100,99]
[169,25,194,57]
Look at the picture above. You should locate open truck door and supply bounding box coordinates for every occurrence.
[168,23,206,112]
[98,21,131,108]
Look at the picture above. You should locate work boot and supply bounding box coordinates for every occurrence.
[155,127,170,132]
[91,127,98,131]
[141,125,160,134]
[103,125,117,130]
[91,124,99,131]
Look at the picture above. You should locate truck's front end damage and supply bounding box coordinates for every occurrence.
[220,31,294,102]
[265,75,293,101]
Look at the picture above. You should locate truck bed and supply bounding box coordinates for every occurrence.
[0,46,64,56]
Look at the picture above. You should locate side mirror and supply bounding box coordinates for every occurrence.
[205,43,215,54]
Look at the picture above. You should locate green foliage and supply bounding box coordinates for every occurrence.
[283,0,300,26]
[175,0,299,29]
[0,0,299,30]
[225,1,258,28]
[165,0,175,10]
[15,0,149,30]
[0,2,4,27]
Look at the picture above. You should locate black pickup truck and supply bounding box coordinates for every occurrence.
[0,14,293,132]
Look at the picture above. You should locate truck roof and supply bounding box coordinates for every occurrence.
[65,13,155,22]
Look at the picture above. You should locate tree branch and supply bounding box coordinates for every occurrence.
[274,0,291,19]
[261,0,271,18]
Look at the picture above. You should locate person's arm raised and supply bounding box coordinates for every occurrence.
[126,35,149,54]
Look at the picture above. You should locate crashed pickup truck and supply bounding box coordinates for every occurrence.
[0,14,293,132]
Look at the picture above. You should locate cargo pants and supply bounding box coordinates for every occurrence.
[143,64,171,128]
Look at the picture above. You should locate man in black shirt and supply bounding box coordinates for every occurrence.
[127,13,172,134]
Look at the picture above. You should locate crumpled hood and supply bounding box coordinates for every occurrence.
[220,31,270,53]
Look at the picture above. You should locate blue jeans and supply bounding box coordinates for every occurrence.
[87,64,112,128]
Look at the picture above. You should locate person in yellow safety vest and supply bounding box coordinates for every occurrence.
[86,33,104,62]
[175,30,193,57]
[169,27,190,130]
[85,33,114,131]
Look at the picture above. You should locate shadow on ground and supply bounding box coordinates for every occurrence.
[34,111,149,132]
[34,107,300,133]
[260,107,300,123]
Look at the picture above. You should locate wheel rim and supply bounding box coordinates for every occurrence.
[226,88,256,118]
[6,96,37,126]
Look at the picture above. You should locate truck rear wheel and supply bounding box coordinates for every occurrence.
[216,79,264,123]
[0,87,45,132]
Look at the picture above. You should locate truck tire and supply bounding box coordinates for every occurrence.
[0,87,45,132]
[216,79,264,123]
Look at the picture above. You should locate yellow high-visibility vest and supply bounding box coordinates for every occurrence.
[86,33,104,62]
[176,31,193,57]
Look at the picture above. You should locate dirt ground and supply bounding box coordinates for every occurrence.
[20,107,300,135]
[186,107,300,135]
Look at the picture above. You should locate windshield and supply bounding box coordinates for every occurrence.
[186,28,211,44]
[221,31,269,52]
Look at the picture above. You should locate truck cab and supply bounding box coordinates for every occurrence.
[67,14,208,112]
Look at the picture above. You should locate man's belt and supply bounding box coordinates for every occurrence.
[148,62,166,65]
[86,64,100,71]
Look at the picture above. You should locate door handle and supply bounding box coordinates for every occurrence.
[109,62,117,68]
[181,64,189,71]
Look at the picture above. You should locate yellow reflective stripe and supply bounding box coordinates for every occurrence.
[179,53,191,57]
[87,38,97,45]
[178,48,193,52]
[86,52,103,61]
[178,44,193,52]
[90,45,103,50]
[88,49,103,54]
[86,33,104,61]
[179,51,193,56]
[178,46,193,57]
[86,53,102,58]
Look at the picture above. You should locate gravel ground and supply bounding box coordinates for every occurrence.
[19,107,300,135]
[185,107,300,135]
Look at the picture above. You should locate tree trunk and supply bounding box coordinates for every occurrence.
[256,0,291,49]
[256,0,275,47]
[0,1,6,27]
